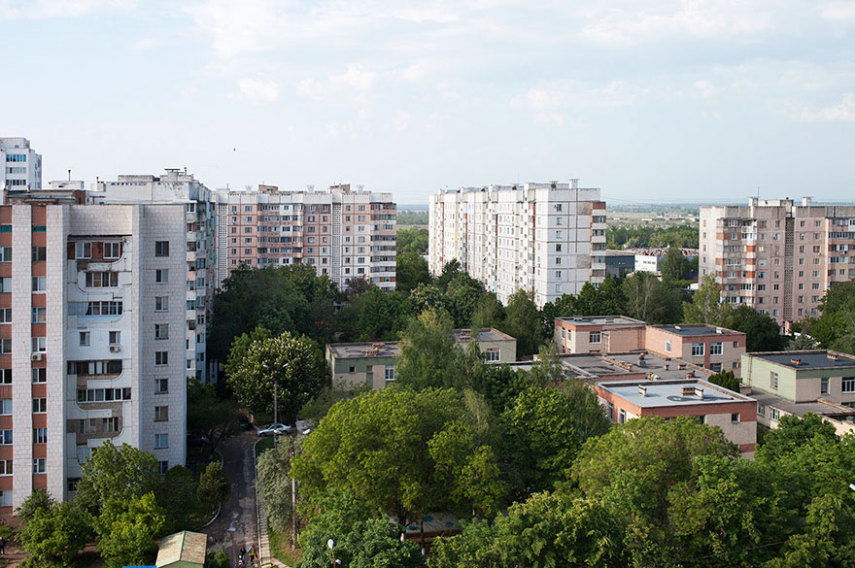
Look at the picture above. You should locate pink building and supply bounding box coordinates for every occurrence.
[216,184,396,292]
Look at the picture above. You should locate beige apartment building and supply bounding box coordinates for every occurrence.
[0,196,187,513]
[215,184,396,292]
[429,180,607,307]
[699,197,855,326]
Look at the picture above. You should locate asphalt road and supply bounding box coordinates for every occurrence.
[207,431,260,565]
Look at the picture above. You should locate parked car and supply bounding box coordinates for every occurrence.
[257,423,294,437]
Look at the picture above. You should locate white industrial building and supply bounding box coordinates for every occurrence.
[429,180,607,307]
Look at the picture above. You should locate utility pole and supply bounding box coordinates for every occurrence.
[290,440,298,549]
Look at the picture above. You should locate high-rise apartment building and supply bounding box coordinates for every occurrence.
[0,196,186,512]
[429,180,606,307]
[93,170,216,381]
[215,184,397,292]
[700,197,855,326]
[1,138,42,191]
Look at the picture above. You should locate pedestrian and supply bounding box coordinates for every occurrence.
[239,544,246,562]
[248,544,256,565]
[0,535,6,555]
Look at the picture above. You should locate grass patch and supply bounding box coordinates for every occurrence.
[269,528,301,567]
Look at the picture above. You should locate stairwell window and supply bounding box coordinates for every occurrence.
[155,241,170,257]
[770,372,779,390]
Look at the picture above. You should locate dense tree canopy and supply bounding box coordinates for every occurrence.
[803,279,855,354]
[607,224,698,250]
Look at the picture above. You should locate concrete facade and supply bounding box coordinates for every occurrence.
[0,202,187,513]
[596,379,757,457]
[645,325,746,376]
[700,197,855,326]
[742,351,855,408]
[429,180,606,308]
[554,316,646,355]
[0,138,41,192]
[215,184,396,292]
[93,170,216,382]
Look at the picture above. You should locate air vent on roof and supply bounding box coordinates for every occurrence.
[790,358,801,365]
[674,325,682,330]
[638,385,648,397]
[828,353,839,361]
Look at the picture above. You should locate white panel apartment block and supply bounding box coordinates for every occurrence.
[429,180,607,307]
[1,138,42,191]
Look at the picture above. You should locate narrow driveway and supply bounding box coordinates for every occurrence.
[207,431,259,564]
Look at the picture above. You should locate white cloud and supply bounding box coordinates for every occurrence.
[232,77,281,104]
[296,64,376,104]
[0,0,136,20]
[798,93,855,122]
[693,79,718,98]
[820,1,855,22]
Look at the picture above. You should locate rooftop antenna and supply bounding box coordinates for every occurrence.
[68,169,71,181]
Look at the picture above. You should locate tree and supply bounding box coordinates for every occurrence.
[396,252,431,294]
[660,246,690,283]
[708,370,740,391]
[721,305,784,352]
[257,438,301,534]
[18,501,94,568]
[397,227,429,255]
[436,259,462,291]
[407,283,451,316]
[502,384,609,494]
[158,465,199,532]
[802,280,855,355]
[15,488,55,522]
[198,461,230,515]
[226,328,329,422]
[291,388,505,527]
[446,273,485,328]
[97,492,167,568]
[75,441,161,511]
[501,289,542,356]
[471,292,505,330]
[395,309,466,390]
[339,285,412,341]
[297,491,422,568]
[623,272,682,324]
[187,378,239,456]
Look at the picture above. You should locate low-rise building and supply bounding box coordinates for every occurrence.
[326,328,517,389]
[741,350,855,433]
[645,324,745,376]
[554,316,646,355]
[596,379,757,458]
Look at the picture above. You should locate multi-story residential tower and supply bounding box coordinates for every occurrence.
[93,170,216,382]
[214,184,396,292]
[700,197,855,326]
[1,138,42,191]
[429,180,606,307]
[0,196,186,512]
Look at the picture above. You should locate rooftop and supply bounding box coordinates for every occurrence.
[453,328,515,343]
[653,324,743,338]
[558,352,713,381]
[326,341,399,359]
[156,531,207,567]
[748,350,855,370]
[748,389,855,419]
[555,315,645,327]
[597,379,753,409]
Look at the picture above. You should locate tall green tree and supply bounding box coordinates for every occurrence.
[226,328,329,422]
[623,272,682,324]
[197,461,230,515]
[18,501,94,568]
[396,251,431,294]
[683,274,730,325]
[97,492,167,568]
[395,309,466,390]
[802,280,855,354]
[75,441,161,512]
[501,289,543,356]
[257,437,302,534]
[471,292,505,330]
[722,305,784,352]
[339,285,412,341]
[187,378,239,457]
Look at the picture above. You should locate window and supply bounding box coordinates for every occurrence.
[0,400,11,415]
[0,309,10,323]
[664,339,671,353]
[32,368,46,383]
[155,433,169,449]
[0,369,10,384]
[155,241,170,257]
[31,246,46,262]
[33,459,46,474]
[0,430,11,445]
[103,242,121,258]
[485,348,500,362]
[79,332,90,346]
[155,406,169,422]
[85,271,118,287]
[770,372,778,390]
[155,269,168,283]
[33,428,47,444]
[33,398,47,413]
[710,362,722,372]
[155,378,169,394]
[731,413,740,423]
[843,377,855,393]
[155,351,168,366]
[710,342,722,355]
[159,461,169,475]
[0,460,12,476]
[820,377,829,395]
[109,331,121,345]
[757,404,765,417]
[770,408,780,421]
[32,337,46,353]
[155,324,169,340]
[384,368,396,383]
[32,276,46,292]
[0,339,10,354]
[0,247,10,262]
[618,409,626,424]
[155,296,168,311]
[589,332,601,344]
[692,343,705,356]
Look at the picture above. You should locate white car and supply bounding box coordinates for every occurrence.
[257,423,294,437]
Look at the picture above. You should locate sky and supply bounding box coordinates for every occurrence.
[3,0,855,205]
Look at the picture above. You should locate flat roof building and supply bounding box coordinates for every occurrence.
[596,379,757,458]
[0,138,41,191]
